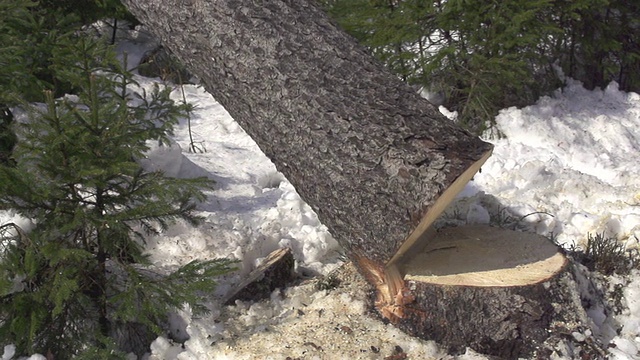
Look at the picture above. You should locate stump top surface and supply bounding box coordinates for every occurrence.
[403,225,566,287]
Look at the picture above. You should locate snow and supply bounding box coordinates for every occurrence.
[2,28,640,359]
[466,80,640,250]
[139,83,342,283]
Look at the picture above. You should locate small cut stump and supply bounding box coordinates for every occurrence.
[224,248,295,305]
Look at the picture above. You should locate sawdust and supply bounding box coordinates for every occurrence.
[203,263,488,360]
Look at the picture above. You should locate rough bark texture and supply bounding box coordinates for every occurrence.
[397,265,590,359]
[120,0,493,274]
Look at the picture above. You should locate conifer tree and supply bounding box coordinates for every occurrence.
[0,33,234,358]
[320,0,562,132]
[37,0,135,26]
[320,0,639,132]
[0,0,36,165]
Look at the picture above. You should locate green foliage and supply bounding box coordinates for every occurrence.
[0,107,16,166]
[551,0,640,91]
[0,33,235,358]
[0,0,35,168]
[567,232,639,275]
[73,338,129,360]
[1,0,137,104]
[0,0,36,102]
[582,233,638,275]
[321,0,640,133]
[0,1,81,102]
[36,0,136,26]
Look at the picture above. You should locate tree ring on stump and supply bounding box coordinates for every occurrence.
[403,225,566,286]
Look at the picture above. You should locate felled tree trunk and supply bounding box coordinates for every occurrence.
[120,1,589,357]
[121,0,492,302]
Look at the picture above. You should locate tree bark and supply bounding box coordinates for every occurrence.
[116,1,591,357]
[122,0,491,296]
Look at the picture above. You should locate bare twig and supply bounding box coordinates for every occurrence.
[519,211,554,222]
[0,222,31,248]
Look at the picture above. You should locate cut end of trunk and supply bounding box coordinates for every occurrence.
[388,149,493,267]
[386,226,576,358]
[376,149,493,313]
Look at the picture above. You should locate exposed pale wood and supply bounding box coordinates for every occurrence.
[383,151,492,302]
[388,150,493,268]
[116,2,593,358]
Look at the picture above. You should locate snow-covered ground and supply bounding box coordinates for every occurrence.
[2,27,640,359]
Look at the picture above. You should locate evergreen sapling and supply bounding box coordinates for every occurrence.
[0,34,235,358]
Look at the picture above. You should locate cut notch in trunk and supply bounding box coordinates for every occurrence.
[382,149,493,301]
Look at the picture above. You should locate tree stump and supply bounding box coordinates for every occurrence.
[394,225,587,358]
[120,1,591,357]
